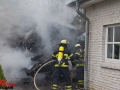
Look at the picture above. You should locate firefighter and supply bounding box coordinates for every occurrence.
[52,39,75,90]
[74,44,84,89]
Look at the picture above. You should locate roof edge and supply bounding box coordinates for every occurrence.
[80,0,105,8]
[67,0,105,8]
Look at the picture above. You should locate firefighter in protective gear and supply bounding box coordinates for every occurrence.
[52,39,75,90]
[74,44,84,88]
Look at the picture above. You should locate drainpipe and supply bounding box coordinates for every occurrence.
[76,0,89,90]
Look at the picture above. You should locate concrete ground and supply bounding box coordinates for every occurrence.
[13,82,83,90]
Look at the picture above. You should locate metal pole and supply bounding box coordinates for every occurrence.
[84,21,89,90]
[76,0,89,90]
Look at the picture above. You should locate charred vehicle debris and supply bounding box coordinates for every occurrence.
[7,22,85,89]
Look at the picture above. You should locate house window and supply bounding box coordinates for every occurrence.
[106,26,120,61]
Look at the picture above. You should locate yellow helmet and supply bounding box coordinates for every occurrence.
[60,39,69,44]
[75,44,81,47]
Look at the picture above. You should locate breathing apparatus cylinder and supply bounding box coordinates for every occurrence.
[58,46,64,64]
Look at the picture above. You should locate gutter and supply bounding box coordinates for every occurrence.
[80,0,105,9]
[68,0,104,8]
[76,0,89,90]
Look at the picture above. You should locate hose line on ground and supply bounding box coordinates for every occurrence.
[34,60,56,90]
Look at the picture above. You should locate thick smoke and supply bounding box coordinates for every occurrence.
[0,0,84,82]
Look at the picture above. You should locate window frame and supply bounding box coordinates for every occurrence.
[105,25,120,62]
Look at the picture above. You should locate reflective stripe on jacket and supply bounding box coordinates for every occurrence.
[52,46,75,68]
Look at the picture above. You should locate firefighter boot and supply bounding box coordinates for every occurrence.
[52,84,58,90]
[65,85,72,90]
[78,80,84,89]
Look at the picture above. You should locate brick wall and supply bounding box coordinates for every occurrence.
[86,0,120,90]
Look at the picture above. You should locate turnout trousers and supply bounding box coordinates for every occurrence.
[76,65,84,88]
[52,67,72,90]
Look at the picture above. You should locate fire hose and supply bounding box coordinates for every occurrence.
[34,60,56,90]
[33,59,84,90]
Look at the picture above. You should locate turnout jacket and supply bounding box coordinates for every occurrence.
[52,44,75,68]
[74,48,84,67]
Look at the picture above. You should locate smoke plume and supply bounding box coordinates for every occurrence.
[0,0,84,82]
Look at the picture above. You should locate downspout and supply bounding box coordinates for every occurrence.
[76,0,89,90]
